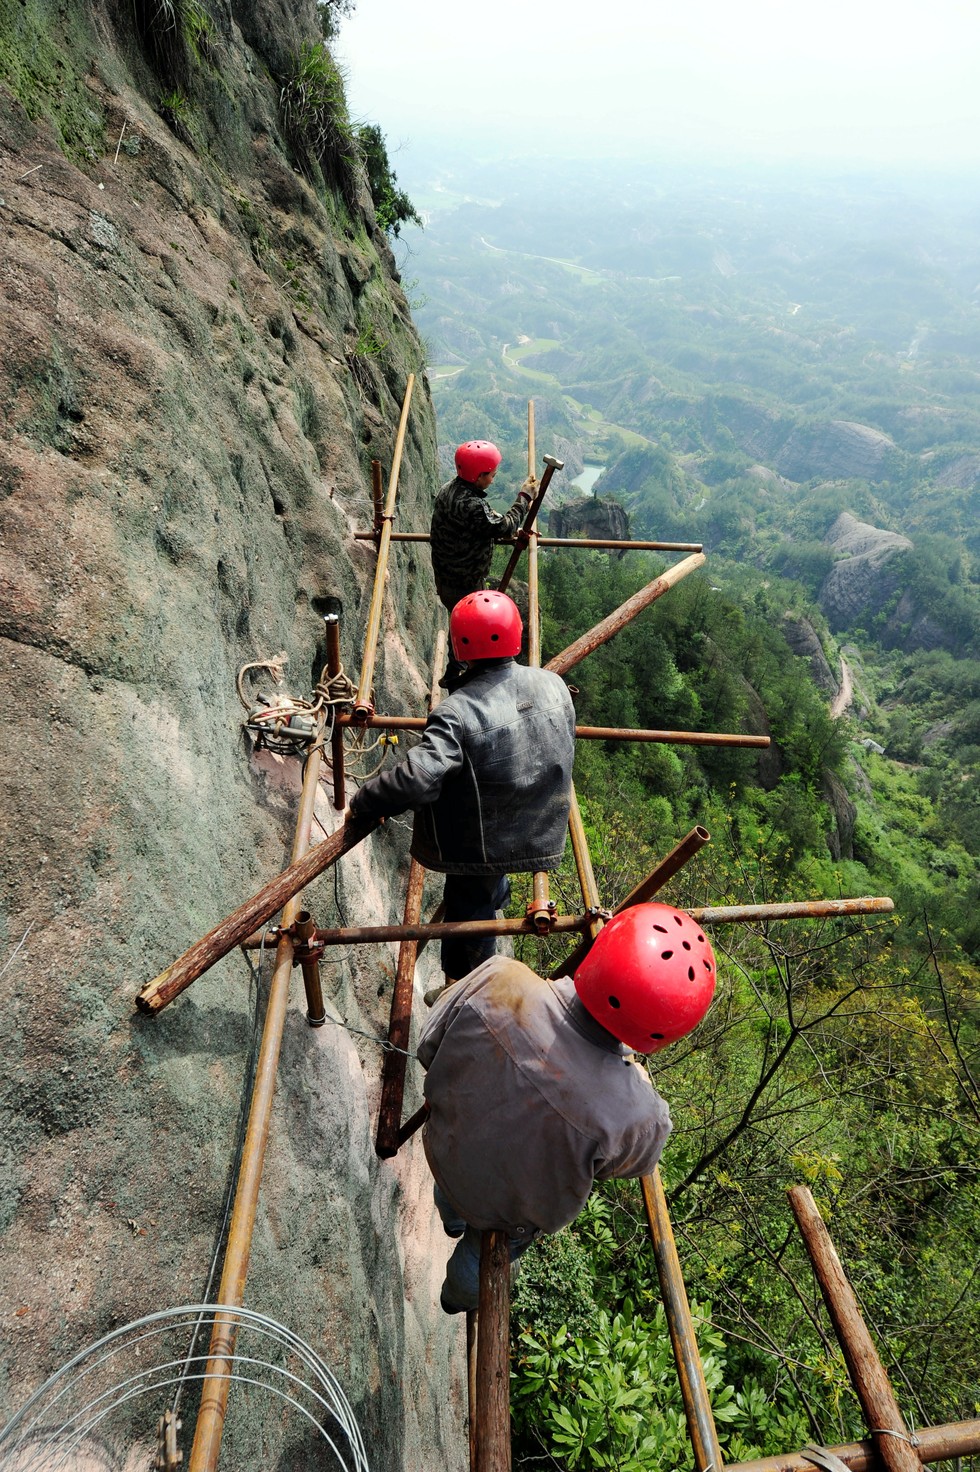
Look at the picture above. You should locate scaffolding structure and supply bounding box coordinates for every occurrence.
[130,392,978,1472]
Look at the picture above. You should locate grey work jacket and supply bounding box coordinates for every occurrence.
[417,958,672,1235]
[348,661,575,875]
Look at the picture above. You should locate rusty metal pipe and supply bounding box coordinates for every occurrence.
[396,1101,428,1148]
[136,815,380,1015]
[787,1186,922,1472]
[641,1170,724,1472]
[554,825,712,979]
[187,737,325,1472]
[475,1230,513,1472]
[375,858,427,1158]
[727,1419,980,1472]
[333,711,769,748]
[295,909,325,1027]
[354,375,415,718]
[545,553,706,678]
[324,610,347,810]
[310,914,588,946]
[354,531,705,552]
[496,454,564,595]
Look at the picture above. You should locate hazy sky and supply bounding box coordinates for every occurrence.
[337,0,980,171]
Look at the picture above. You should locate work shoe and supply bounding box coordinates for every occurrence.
[424,974,458,1008]
[439,1284,470,1316]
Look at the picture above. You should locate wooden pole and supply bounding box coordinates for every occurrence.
[467,1310,479,1472]
[641,1170,725,1472]
[187,737,325,1472]
[727,1419,980,1472]
[354,375,415,718]
[553,825,712,979]
[474,1230,512,1472]
[787,1186,923,1472]
[135,815,380,1015]
[545,553,706,678]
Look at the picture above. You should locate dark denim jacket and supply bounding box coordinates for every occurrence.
[349,661,576,874]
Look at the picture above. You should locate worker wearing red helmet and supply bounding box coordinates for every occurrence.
[347,590,576,987]
[417,903,717,1313]
[431,441,535,684]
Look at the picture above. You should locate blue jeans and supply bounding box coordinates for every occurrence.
[441,874,510,980]
[434,1184,536,1312]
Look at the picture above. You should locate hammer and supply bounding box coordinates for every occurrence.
[497,453,565,593]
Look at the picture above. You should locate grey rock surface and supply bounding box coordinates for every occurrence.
[818,511,912,630]
[0,5,467,1467]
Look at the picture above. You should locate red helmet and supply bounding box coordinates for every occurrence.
[455,440,502,481]
[450,591,523,660]
[573,903,716,1053]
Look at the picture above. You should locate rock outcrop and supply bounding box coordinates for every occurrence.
[549,495,630,542]
[0,5,464,1466]
[818,512,912,630]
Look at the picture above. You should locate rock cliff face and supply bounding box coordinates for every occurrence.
[817,511,912,631]
[549,495,630,543]
[0,4,465,1466]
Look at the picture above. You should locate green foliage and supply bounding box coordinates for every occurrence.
[181,0,216,66]
[279,40,359,209]
[357,123,422,237]
[316,0,356,39]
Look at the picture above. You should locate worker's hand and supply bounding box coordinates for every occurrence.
[519,475,536,500]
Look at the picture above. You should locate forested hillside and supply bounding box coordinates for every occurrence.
[392,151,980,1467]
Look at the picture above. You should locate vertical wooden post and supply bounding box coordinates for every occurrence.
[474,1230,513,1472]
[788,1186,922,1472]
[641,1170,725,1472]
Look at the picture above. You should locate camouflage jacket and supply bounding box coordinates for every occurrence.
[430,475,529,607]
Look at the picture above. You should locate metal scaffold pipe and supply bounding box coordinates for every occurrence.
[545,552,706,677]
[354,530,705,552]
[333,710,770,749]
[187,731,326,1472]
[324,609,347,810]
[727,1419,980,1472]
[354,375,415,718]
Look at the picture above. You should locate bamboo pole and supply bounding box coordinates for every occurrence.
[545,552,706,678]
[135,815,380,1015]
[553,824,712,979]
[686,897,894,925]
[522,453,551,928]
[787,1186,922,1472]
[475,1230,512,1472]
[527,399,535,478]
[354,375,415,718]
[187,734,325,1472]
[641,1171,725,1472]
[354,531,704,552]
[727,1419,980,1472]
[333,710,770,749]
[324,609,347,810]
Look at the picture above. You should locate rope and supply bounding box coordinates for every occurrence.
[318,1007,419,1061]
[870,1427,920,1446]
